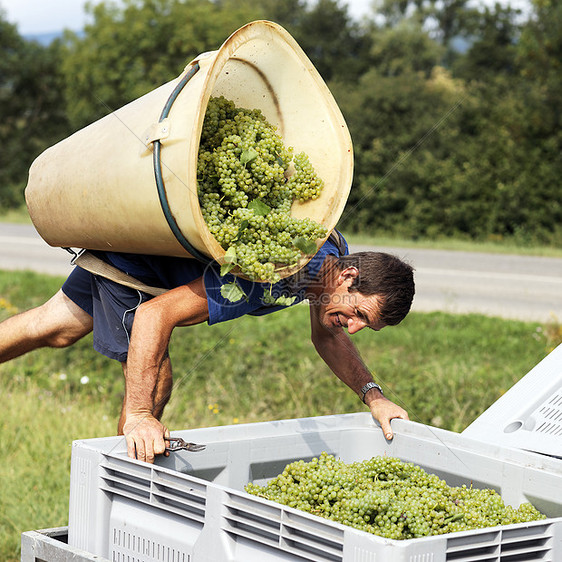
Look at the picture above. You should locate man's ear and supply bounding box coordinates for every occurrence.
[337,266,359,287]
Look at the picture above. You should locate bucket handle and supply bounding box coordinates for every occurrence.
[153,61,212,264]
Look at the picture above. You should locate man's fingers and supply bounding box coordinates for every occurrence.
[126,436,136,459]
[153,431,168,456]
[380,421,393,441]
[126,434,147,461]
[125,434,166,463]
[163,427,171,457]
[135,442,147,462]
[123,417,168,463]
[145,442,155,464]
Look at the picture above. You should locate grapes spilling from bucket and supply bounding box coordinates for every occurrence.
[197,96,327,285]
[245,452,546,540]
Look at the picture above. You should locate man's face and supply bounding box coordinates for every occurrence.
[314,267,386,334]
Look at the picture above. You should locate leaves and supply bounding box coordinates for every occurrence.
[223,246,237,263]
[262,288,297,307]
[220,246,237,275]
[220,262,236,276]
[292,237,318,255]
[232,220,249,243]
[220,282,246,303]
[248,199,271,216]
[261,289,277,305]
[274,295,297,307]
[240,148,258,165]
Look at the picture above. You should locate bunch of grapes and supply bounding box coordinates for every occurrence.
[245,452,546,540]
[197,96,327,283]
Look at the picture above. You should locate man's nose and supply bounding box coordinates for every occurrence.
[347,317,366,334]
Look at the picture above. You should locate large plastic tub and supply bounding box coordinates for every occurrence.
[66,412,562,562]
[25,20,352,275]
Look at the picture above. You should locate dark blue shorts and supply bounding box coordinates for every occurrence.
[62,267,150,362]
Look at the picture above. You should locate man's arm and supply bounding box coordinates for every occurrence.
[122,277,209,462]
[309,303,408,439]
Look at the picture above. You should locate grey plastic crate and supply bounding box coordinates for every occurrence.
[463,343,562,458]
[20,527,109,561]
[67,412,562,562]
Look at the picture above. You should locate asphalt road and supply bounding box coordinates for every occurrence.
[1,222,561,323]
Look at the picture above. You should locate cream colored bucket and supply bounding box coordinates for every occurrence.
[25,20,353,276]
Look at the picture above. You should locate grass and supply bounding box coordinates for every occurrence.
[0,206,32,224]
[1,269,561,560]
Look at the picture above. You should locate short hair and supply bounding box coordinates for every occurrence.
[334,252,415,326]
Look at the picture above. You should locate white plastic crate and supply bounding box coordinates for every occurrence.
[463,343,562,458]
[67,411,562,562]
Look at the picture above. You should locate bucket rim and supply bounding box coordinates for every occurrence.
[182,20,353,278]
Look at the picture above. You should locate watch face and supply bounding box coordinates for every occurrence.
[361,383,383,403]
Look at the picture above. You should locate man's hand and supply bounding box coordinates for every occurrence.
[366,394,409,440]
[123,413,170,463]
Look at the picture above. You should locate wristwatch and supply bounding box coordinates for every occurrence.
[360,382,384,404]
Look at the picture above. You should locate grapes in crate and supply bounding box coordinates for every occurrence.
[245,452,546,540]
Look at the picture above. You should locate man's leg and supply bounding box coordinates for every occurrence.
[117,354,173,435]
[0,289,93,363]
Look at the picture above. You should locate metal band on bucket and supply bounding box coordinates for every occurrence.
[153,62,212,264]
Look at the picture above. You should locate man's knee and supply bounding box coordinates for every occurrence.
[34,290,93,348]
[44,328,83,349]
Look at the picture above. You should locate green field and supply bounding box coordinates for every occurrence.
[1,269,560,561]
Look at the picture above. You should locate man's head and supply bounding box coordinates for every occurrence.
[310,252,415,333]
[335,252,415,326]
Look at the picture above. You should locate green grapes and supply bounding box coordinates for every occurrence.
[197,96,327,283]
[245,452,546,540]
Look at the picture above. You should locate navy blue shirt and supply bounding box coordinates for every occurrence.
[101,234,348,325]
[62,233,348,361]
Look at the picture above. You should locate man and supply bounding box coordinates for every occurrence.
[0,232,414,463]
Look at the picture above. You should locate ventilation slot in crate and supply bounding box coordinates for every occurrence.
[223,493,344,562]
[100,460,152,501]
[536,392,562,437]
[445,523,553,562]
[112,527,191,562]
[224,502,282,547]
[499,524,553,561]
[151,479,206,524]
[281,511,344,562]
[100,459,207,525]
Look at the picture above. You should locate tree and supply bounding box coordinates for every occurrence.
[0,12,71,207]
[452,4,521,80]
[377,0,481,44]
[365,21,444,78]
[61,0,260,128]
[332,65,469,237]
[517,0,562,137]
[285,0,371,82]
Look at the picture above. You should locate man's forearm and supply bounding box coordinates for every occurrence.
[312,326,407,439]
[312,328,379,400]
[119,280,209,462]
[123,303,174,417]
[122,280,209,418]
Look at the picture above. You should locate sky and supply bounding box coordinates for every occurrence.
[0,0,530,35]
[0,0,372,34]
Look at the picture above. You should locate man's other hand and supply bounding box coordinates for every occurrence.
[367,395,409,440]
